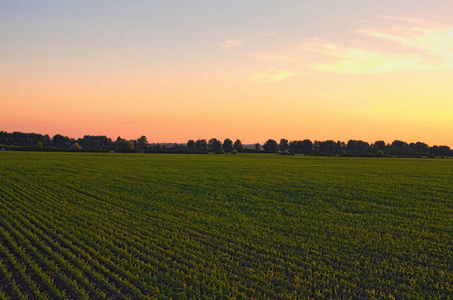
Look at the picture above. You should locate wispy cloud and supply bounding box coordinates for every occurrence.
[300,17,453,73]
[250,71,299,83]
[216,40,242,48]
[251,17,453,75]
[299,38,423,73]
[359,18,453,65]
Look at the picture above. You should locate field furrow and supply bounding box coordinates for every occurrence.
[0,152,452,299]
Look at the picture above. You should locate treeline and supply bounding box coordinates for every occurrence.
[0,131,184,153]
[0,131,451,157]
[261,139,452,157]
[0,131,113,152]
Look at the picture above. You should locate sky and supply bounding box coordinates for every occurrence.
[1,0,453,145]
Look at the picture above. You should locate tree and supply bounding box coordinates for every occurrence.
[37,141,43,149]
[430,145,440,156]
[346,140,369,154]
[391,140,408,148]
[388,140,410,156]
[263,139,279,153]
[289,141,298,153]
[136,135,148,150]
[187,140,195,151]
[195,139,208,151]
[208,138,222,153]
[43,134,51,146]
[373,140,386,151]
[154,144,163,153]
[254,143,261,151]
[290,140,308,154]
[234,139,243,151]
[222,138,233,152]
[337,140,346,151]
[318,140,339,154]
[81,135,111,148]
[439,145,451,156]
[116,140,134,153]
[279,139,289,151]
[410,142,428,155]
[52,134,71,148]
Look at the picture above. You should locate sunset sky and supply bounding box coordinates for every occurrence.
[2,1,453,145]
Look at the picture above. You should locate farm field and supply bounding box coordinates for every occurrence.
[0,152,452,299]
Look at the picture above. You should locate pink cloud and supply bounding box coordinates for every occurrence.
[301,17,453,73]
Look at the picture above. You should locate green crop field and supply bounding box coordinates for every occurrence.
[0,152,452,299]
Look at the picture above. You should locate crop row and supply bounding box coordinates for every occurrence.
[0,153,452,299]
[1,177,297,298]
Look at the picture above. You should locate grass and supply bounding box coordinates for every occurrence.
[0,152,452,299]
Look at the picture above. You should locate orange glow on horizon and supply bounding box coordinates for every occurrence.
[2,13,453,147]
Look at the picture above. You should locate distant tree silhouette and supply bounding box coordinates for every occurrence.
[254,143,261,151]
[289,141,298,153]
[186,140,195,151]
[234,139,243,151]
[388,140,413,156]
[79,135,112,148]
[373,140,386,151]
[301,139,313,154]
[154,144,163,153]
[346,140,369,154]
[136,135,148,150]
[208,138,222,153]
[289,140,313,154]
[410,142,429,155]
[116,140,134,153]
[279,139,289,151]
[52,134,72,148]
[222,138,233,152]
[289,140,303,154]
[391,140,408,148]
[263,139,279,153]
[438,145,451,156]
[317,140,339,154]
[195,139,208,151]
